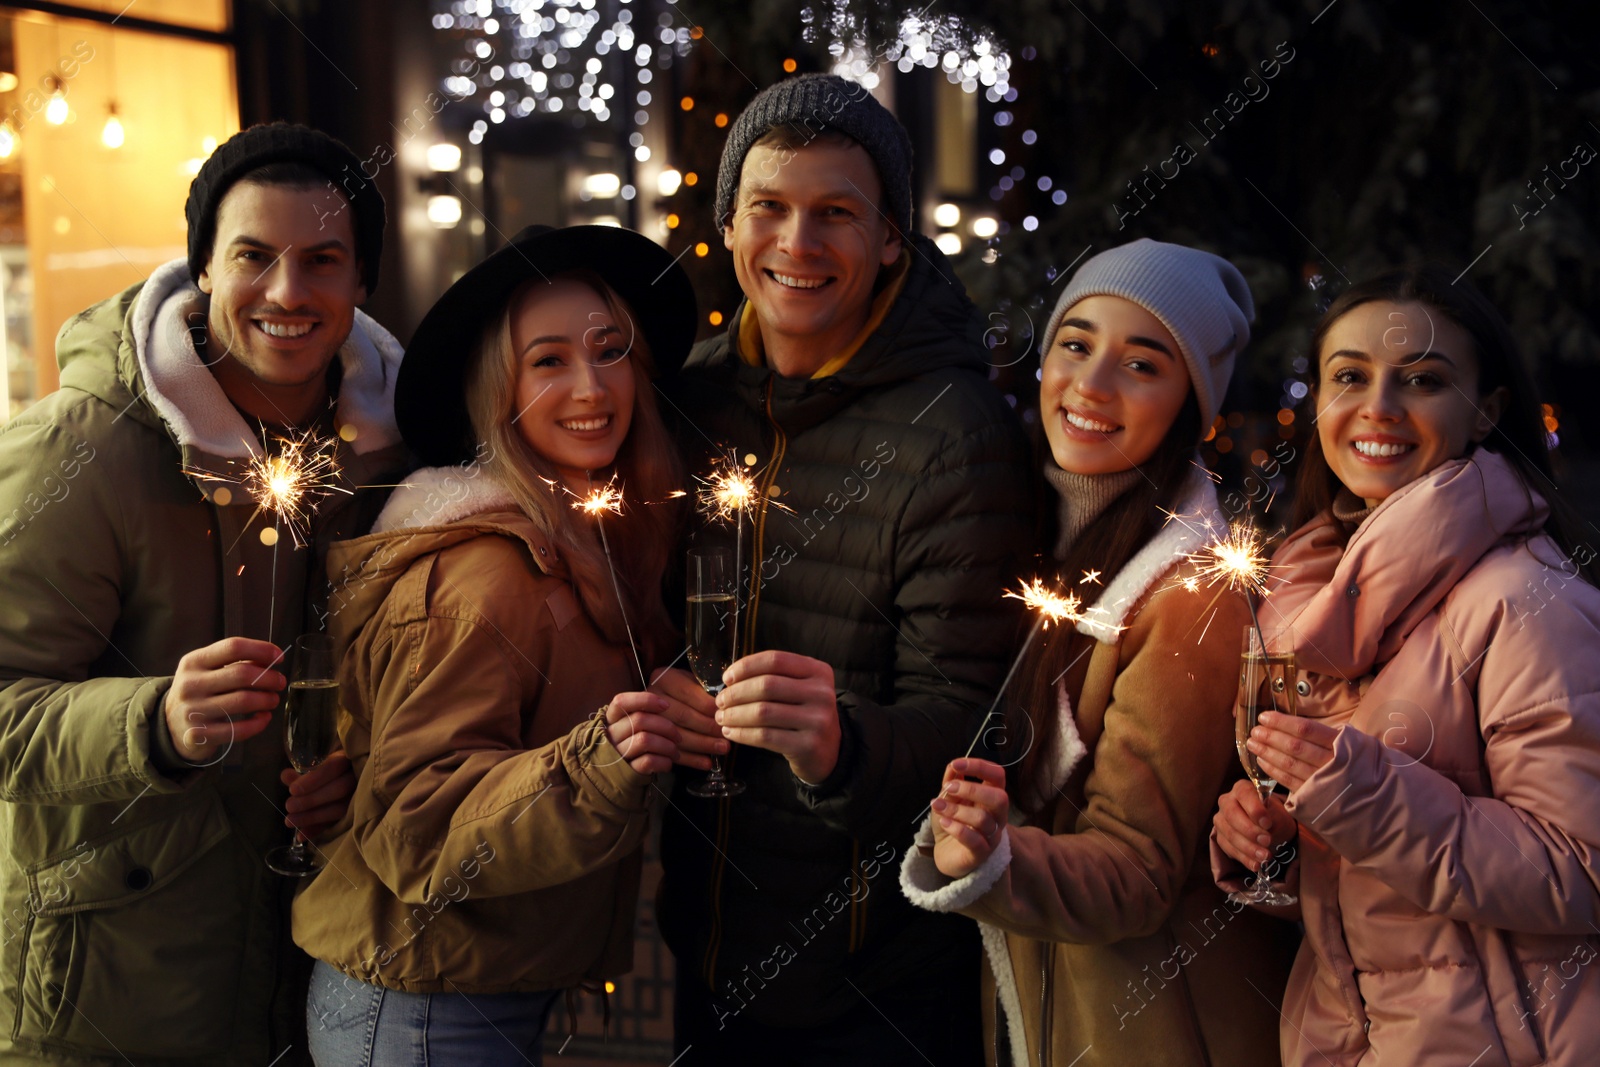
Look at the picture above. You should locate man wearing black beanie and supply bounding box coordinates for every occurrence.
[654,75,1032,1065]
[0,122,408,1065]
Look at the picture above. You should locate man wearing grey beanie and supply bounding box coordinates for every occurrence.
[653,73,1032,1063]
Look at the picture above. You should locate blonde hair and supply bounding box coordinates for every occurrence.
[463,269,684,667]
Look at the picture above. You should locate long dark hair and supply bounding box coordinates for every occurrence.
[1009,394,1202,810]
[1291,265,1597,587]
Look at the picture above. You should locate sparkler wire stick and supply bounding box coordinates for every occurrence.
[958,578,1092,761]
[960,612,1047,761]
[581,474,647,688]
[267,518,280,640]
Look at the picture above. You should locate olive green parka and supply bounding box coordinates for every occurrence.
[0,260,408,1064]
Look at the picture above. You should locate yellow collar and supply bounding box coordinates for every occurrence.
[735,250,912,378]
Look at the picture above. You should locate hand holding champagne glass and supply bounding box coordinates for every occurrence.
[685,547,745,798]
[1228,626,1298,907]
[266,633,342,877]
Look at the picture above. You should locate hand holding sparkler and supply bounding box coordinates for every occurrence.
[162,636,286,765]
[928,757,1010,879]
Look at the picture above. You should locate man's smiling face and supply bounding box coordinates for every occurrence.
[198,181,366,396]
[723,137,901,375]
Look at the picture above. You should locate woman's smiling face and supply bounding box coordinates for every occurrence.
[1315,300,1506,505]
[510,279,637,490]
[1040,295,1192,475]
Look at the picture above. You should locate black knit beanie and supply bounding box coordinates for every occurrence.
[185,122,385,293]
[714,74,913,235]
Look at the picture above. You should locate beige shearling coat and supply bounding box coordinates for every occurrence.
[904,474,1297,1066]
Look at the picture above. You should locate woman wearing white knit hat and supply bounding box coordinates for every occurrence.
[902,239,1298,1067]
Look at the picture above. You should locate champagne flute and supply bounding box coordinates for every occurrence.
[1228,625,1299,907]
[266,633,342,877]
[685,547,746,798]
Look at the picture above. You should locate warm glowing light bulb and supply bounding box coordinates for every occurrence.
[45,94,68,125]
[101,113,125,149]
[0,126,15,160]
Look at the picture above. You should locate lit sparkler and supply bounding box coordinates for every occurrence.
[958,577,1095,762]
[1176,520,1277,650]
[570,478,626,518]
[189,427,349,640]
[239,428,348,546]
[1002,577,1084,628]
[571,474,646,687]
[695,454,760,523]
[693,452,771,659]
[1187,522,1273,600]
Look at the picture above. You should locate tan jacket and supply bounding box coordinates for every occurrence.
[292,467,653,994]
[904,474,1297,1066]
[1214,450,1600,1066]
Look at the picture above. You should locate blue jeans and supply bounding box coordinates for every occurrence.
[307,959,561,1066]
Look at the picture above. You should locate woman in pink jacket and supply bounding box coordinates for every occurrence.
[1214,265,1600,1066]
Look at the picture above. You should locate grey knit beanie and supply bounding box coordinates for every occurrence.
[1042,239,1255,430]
[714,74,913,235]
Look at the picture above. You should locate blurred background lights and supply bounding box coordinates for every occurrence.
[427,194,463,228]
[426,142,462,172]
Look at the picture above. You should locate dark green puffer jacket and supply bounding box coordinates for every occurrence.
[658,235,1034,1027]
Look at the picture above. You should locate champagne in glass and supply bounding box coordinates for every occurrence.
[266,634,341,877]
[284,678,340,773]
[686,593,737,695]
[1228,625,1298,906]
[686,548,745,798]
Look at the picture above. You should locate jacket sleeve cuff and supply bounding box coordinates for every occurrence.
[141,678,205,782]
[1285,723,1363,826]
[793,700,856,797]
[899,815,1011,913]
[571,713,651,812]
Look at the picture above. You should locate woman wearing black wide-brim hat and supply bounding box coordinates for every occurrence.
[293,226,713,1063]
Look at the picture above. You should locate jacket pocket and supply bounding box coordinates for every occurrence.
[13,790,245,1057]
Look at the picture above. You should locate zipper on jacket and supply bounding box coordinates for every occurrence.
[701,790,733,987]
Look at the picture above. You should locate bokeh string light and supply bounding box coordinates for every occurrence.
[431,0,693,143]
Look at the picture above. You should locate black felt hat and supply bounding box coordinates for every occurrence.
[396,224,698,468]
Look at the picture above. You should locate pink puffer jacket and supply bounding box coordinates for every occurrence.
[1214,448,1600,1066]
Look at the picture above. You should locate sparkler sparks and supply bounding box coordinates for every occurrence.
[1003,578,1085,627]
[696,454,761,521]
[570,478,626,517]
[238,429,347,547]
[566,474,646,687]
[1185,522,1274,599]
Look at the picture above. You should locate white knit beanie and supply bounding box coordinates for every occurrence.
[1041,238,1255,430]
